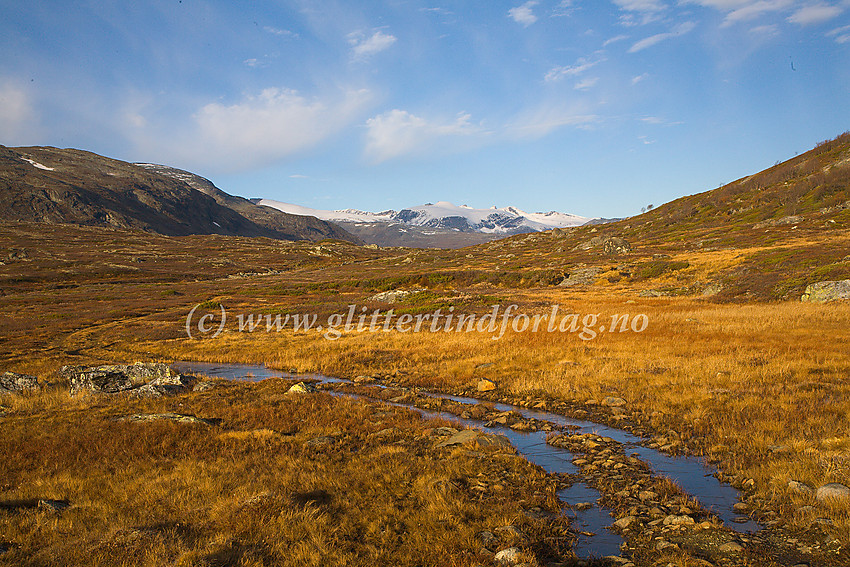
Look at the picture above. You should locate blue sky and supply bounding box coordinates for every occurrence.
[1,1,848,218]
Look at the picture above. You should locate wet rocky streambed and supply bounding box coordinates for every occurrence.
[173,362,842,566]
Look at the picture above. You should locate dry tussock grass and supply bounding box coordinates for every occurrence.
[132,294,850,540]
[0,379,565,566]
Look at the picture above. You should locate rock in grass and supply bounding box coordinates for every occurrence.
[436,429,512,450]
[800,280,850,302]
[287,381,317,394]
[718,541,744,553]
[119,413,213,425]
[0,372,39,394]
[494,547,521,565]
[601,396,627,407]
[477,378,497,392]
[37,499,69,513]
[64,362,186,395]
[816,483,850,503]
[788,480,814,496]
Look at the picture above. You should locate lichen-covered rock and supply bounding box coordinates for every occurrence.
[603,237,631,255]
[435,429,513,450]
[0,372,39,394]
[801,280,850,302]
[287,381,318,394]
[64,363,188,396]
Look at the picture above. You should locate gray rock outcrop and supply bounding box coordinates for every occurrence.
[800,280,850,303]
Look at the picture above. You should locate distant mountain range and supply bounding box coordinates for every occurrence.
[254,199,595,248]
[0,146,359,243]
[256,200,591,233]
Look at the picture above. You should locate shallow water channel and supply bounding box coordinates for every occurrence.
[174,362,760,559]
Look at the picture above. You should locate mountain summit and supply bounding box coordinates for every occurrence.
[256,199,591,245]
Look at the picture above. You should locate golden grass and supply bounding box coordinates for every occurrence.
[128,294,850,541]
[0,380,566,566]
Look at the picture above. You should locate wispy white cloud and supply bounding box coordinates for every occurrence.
[0,79,38,143]
[613,0,666,11]
[787,3,843,25]
[544,58,602,82]
[630,21,696,52]
[263,26,296,38]
[505,102,599,139]
[684,0,796,26]
[827,23,850,42]
[749,23,780,36]
[631,73,650,84]
[552,1,576,17]
[603,34,630,46]
[509,1,539,27]
[613,0,667,26]
[348,30,397,59]
[574,77,600,90]
[364,110,483,162]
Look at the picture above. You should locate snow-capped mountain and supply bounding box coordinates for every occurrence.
[255,199,591,235]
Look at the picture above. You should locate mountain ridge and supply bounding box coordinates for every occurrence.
[0,146,360,244]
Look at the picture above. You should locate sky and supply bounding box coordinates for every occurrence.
[1,1,849,219]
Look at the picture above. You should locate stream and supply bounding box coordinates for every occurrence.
[173,362,760,559]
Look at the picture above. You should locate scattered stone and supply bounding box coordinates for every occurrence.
[663,514,695,526]
[601,396,627,407]
[574,502,593,511]
[0,372,39,394]
[494,547,521,566]
[787,480,814,496]
[613,515,638,530]
[431,426,459,436]
[718,541,744,553]
[118,413,213,425]
[37,499,69,513]
[732,502,749,512]
[192,380,219,392]
[305,436,336,447]
[436,429,512,450]
[816,483,850,503]
[367,289,425,303]
[287,381,318,394]
[477,378,498,392]
[800,280,850,303]
[656,540,678,552]
[478,530,497,548]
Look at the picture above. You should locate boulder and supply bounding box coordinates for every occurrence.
[436,429,513,450]
[494,547,521,566]
[801,280,850,303]
[603,237,631,256]
[65,363,185,395]
[287,381,318,394]
[477,378,497,392]
[0,372,39,394]
[816,483,850,503]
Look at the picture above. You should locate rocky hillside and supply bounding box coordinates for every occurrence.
[0,146,360,243]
